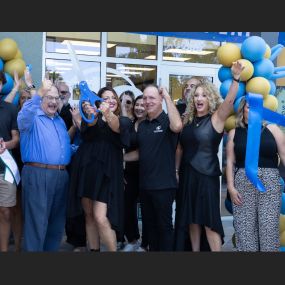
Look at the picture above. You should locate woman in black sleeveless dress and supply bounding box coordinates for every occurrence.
[175,61,244,251]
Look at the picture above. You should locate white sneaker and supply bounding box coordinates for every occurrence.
[122,242,140,252]
[136,246,146,252]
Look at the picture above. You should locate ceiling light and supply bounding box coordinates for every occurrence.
[145,55,191,62]
[117,66,155,71]
[164,48,214,55]
[62,40,116,48]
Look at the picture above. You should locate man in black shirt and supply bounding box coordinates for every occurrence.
[0,71,20,252]
[126,84,182,251]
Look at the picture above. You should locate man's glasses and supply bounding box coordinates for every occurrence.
[184,84,197,89]
[44,95,60,102]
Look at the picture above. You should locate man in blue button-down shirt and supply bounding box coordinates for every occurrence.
[17,78,71,251]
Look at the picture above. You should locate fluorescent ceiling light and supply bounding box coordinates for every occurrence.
[62,40,116,48]
[107,74,130,78]
[121,71,142,75]
[117,66,155,71]
[46,60,72,66]
[54,67,72,71]
[55,48,100,56]
[145,55,191,62]
[164,48,214,55]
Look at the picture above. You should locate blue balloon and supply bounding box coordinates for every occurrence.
[253,58,274,78]
[12,91,20,106]
[234,96,245,113]
[281,192,285,215]
[269,80,276,95]
[241,36,266,62]
[220,79,245,100]
[1,73,14,95]
[280,178,285,191]
[218,66,232,82]
[280,246,285,252]
[0,58,3,71]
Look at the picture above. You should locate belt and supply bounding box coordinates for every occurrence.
[25,162,66,170]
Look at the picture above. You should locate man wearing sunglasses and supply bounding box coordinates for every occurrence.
[56,82,73,131]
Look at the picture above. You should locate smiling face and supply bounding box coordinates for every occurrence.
[41,86,60,117]
[101,90,118,113]
[193,86,210,116]
[134,98,147,120]
[143,86,162,118]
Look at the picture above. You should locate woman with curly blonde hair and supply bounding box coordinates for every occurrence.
[174,61,244,251]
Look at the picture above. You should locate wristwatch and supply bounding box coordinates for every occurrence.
[26,84,36,90]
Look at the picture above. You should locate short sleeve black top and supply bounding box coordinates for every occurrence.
[137,111,178,190]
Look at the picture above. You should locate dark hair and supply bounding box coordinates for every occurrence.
[120,90,135,102]
[97,86,121,116]
[134,94,143,106]
[0,71,7,85]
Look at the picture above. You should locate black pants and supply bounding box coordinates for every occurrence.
[65,214,86,247]
[140,188,175,251]
[124,172,140,242]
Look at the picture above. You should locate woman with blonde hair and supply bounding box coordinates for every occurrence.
[175,61,244,251]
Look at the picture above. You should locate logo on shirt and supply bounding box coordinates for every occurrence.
[154,125,163,133]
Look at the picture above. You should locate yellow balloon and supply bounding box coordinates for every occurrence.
[4,58,26,78]
[0,38,18,61]
[237,59,254,82]
[246,77,270,98]
[217,43,242,67]
[280,231,285,246]
[263,95,278,111]
[264,44,271,59]
[280,214,285,233]
[225,115,236,132]
[14,49,23,59]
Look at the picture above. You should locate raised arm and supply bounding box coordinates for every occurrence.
[226,129,242,205]
[4,71,22,104]
[213,61,244,132]
[159,87,182,133]
[17,79,53,132]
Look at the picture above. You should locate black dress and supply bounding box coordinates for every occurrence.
[175,114,225,250]
[68,114,132,237]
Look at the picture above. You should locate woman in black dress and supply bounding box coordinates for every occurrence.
[175,61,244,251]
[69,87,131,251]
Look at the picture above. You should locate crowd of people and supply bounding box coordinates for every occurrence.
[0,59,284,252]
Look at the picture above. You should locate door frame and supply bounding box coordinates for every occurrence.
[159,63,226,216]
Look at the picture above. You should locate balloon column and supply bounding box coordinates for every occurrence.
[0,37,26,104]
[217,36,284,132]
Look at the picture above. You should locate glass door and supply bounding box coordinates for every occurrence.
[160,64,229,218]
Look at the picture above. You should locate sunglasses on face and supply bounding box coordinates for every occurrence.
[60,90,70,95]
[120,99,132,105]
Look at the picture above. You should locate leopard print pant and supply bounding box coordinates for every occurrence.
[233,167,282,252]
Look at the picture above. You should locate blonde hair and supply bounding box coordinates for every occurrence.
[235,97,247,128]
[183,80,223,125]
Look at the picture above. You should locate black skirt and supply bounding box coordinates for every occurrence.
[174,163,224,250]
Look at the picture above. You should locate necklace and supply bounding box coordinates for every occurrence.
[193,114,209,127]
